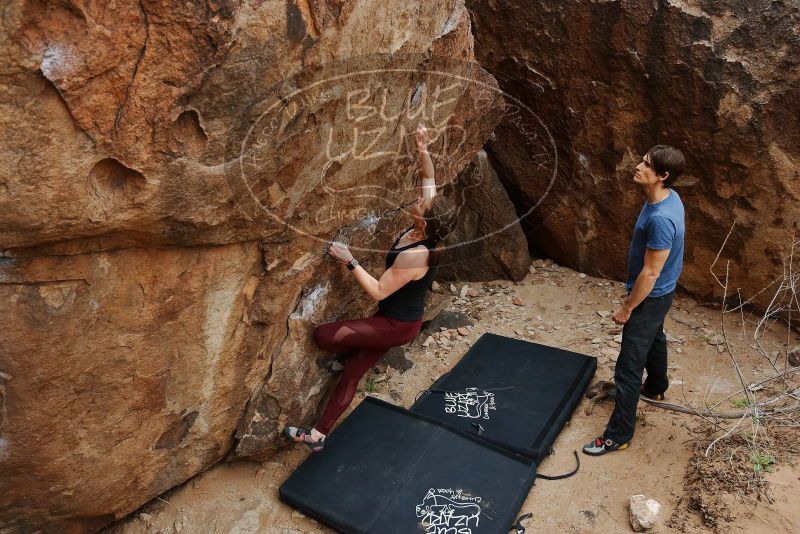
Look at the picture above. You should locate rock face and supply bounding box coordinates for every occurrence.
[0,245,263,532]
[468,0,800,306]
[0,1,502,531]
[438,150,530,282]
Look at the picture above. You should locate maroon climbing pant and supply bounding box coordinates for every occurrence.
[313,311,422,435]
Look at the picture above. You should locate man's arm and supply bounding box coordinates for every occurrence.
[612,248,670,324]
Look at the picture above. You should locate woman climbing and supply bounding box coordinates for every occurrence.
[283,123,457,452]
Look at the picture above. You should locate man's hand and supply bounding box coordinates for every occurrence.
[328,242,354,264]
[415,123,428,152]
[612,303,632,325]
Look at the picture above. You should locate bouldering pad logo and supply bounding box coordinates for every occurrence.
[444,387,496,419]
[416,488,482,534]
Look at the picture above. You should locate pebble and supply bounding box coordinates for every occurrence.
[578,273,587,279]
[591,338,602,344]
[512,297,524,306]
[629,495,661,531]
[449,283,458,295]
[422,336,434,347]
[457,327,469,336]
[460,285,470,298]
[597,310,611,318]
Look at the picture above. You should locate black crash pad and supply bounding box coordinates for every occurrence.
[279,397,537,534]
[411,333,596,462]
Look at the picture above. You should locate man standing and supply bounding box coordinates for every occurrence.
[583,145,686,456]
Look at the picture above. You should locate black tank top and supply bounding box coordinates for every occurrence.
[377,229,439,321]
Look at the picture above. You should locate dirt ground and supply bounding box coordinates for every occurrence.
[104,261,800,534]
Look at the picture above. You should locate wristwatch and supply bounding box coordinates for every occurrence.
[346,258,359,271]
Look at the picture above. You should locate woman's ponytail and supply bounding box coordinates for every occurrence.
[424,195,457,267]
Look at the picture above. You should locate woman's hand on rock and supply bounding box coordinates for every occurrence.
[328,241,354,264]
[415,123,428,151]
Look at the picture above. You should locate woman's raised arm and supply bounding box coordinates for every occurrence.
[416,124,437,202]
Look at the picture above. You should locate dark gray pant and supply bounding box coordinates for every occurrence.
[604,291,674,444]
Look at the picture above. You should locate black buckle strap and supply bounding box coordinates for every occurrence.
[536,450,580,480]
[509,512,533,533]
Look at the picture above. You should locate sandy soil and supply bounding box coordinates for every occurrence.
[104,261,799,534]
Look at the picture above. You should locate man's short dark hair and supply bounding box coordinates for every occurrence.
[647,145,686,185]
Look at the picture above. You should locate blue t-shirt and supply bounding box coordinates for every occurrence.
[626,189,685,297]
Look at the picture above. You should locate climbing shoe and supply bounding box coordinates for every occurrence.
[316,355,346,375]
[640,385,665,401]
[582,436,628,456]
[283,426,325,452]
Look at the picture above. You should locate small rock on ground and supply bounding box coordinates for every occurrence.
[629,495,661,532]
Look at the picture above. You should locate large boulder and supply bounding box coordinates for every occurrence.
[438,149,530,281]
[467,0,800,305]
[0,0,503,531]
[0,244,263,532]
